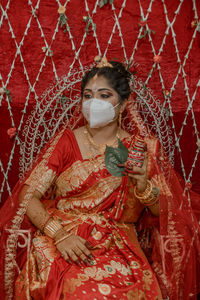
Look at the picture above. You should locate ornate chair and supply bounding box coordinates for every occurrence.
[10,66,174,279]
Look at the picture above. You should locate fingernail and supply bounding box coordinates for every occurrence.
[75,260,81,266]
[83,259,90,266]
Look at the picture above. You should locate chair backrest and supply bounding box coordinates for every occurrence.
[19,66,173,177]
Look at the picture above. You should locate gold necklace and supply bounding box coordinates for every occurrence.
[85,125,120,154]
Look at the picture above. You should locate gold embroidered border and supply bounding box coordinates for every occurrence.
[56,155,105,195]
[25,164,56,195]
[4,126,67,300]
[57,175,122,211]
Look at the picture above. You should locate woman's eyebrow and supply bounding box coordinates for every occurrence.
[83,88,112,92]
[83,88,92,92]
[98,88,112,92]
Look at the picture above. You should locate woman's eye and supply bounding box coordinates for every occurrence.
[101,94,110,99]
[84,94,91,99]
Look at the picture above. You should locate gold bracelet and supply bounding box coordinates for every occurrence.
[145,196,159,207]
[134,180,153,200]
[41,215,52,231]
[140,187,160,205]
[54,232,73,246]
[44,219,63,239]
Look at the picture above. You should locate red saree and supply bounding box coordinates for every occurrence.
[14,129,162,299]
[0,99,200,300]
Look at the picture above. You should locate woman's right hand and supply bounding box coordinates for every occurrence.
[55,233,93,266]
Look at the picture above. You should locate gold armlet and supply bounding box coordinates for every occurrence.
[44,218,63,239]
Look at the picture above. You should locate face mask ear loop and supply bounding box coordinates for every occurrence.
[112,102,121,127]
[113,102,120,109]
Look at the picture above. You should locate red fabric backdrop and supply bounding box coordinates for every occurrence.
[0,0,200,205]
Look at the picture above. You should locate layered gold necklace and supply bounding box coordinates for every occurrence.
[85,125,120,154]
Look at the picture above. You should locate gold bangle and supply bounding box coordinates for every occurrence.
[41,215,52,231]
[54,232,73,246]
[44,219,63,239]
[134,180,153,200]
[145,196,159,207]
[140,187,160,205]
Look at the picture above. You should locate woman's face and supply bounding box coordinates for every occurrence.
[82,75,120,106]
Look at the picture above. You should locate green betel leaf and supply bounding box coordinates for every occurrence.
[118,138,128,152]
[105,138,129,177]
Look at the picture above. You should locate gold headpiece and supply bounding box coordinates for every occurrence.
[95,56,113,68]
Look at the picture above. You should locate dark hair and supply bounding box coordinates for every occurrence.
[81,61,131,103]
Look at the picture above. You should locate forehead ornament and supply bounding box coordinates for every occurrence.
[95,56,113,69]
[93,56,113,80]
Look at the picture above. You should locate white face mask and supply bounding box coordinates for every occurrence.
[82,98,120,128]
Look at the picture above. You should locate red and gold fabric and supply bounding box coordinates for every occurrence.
[14,130,162,299]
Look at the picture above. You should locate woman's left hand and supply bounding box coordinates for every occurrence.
[118,152,148,193]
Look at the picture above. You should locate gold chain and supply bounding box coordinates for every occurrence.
[85,125,120,154]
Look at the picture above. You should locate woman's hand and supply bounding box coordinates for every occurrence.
[119,152,148,193]
[55,232,93,266]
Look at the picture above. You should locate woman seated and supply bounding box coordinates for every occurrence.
[0,58,200,300]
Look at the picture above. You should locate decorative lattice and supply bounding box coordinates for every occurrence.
[0,0,200,204]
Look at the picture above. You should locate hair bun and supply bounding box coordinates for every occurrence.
[109,61,131,81]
